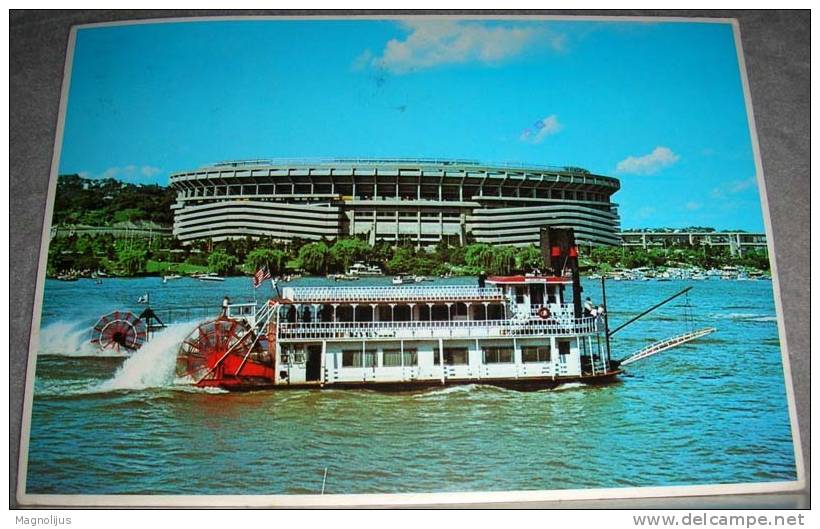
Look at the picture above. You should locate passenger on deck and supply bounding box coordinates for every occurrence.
[478,271,486,289]
[221,296,230,316]
[583,297,594,316]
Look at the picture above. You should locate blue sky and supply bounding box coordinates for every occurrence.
[59,18,764,231]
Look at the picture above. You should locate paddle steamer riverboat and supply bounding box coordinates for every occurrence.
[89,228,714,391]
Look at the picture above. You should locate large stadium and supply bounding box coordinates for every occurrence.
[169,158,621,247]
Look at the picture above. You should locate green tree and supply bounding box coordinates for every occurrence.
[387,247,416,274]
[518,245,543,271]
[245,248,288,275]
[46,238,72,275]
[464,243,494,271]
[490,246,518,275]
[297,241,331,275]
[330,238,372,271]
[112,208,147,223]
[117,248,148,275]
[207,250,238,275]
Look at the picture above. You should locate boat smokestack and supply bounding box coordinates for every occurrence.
[540,226,583,318]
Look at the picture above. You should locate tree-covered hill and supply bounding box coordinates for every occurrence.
[53,174,176,226]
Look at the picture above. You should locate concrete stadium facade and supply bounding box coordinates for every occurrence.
[169,159,621,247]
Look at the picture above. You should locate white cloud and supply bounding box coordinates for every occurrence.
[729,176,756,193]
[141,166,161,178]
[685,201,702,211]
[81,165,164,185]
[636,206,657,220]
[520,115,563,144]
[710,176,757,199]
[352,49,373,71]
[615,146,680,175]
[367,21,561,74]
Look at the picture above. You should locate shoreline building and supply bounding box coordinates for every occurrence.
[169,158,621,247]
[49,220,171,241]
[620,230,768,256]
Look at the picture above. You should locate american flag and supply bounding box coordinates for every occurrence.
[252,265,271,288]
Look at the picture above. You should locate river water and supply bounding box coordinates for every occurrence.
[24,276,797,495]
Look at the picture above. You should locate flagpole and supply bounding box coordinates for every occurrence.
[252,268,257,305]
[271,274,280,299]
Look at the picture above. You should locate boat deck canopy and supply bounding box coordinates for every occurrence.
[281,285,507,304]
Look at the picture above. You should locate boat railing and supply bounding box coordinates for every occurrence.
[225,302,257,320]
[277,316,600,341]
[284,285,507,303]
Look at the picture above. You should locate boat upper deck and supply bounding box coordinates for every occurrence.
[282,285,507,304]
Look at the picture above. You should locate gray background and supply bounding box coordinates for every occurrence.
[9,10,810,508]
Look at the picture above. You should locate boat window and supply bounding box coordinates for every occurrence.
[557,340,571,356]
[394,305,412,322]
[282,344,304,365]
[336,305,354,322]
[355,305,373,322]
[431,304,449,321]
[483,347,514,364]
[320,304,333,322]
[383,349,401,367]
[547,285,557,304]
[522,346,551,363]
[530,284,545,306]
[341,349,376,368]
[434,347,469,365]
[487,303,505,320]
[377,305,392,321]
[515,287,525,304]
[452,303,468,317]
[383,348,417,367]
[342,350,361,367]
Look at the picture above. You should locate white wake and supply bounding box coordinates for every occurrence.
[38,320,117,357]
[97,322,199,391]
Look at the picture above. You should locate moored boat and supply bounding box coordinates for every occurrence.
[347,262,383,277]
[194,273,225,282]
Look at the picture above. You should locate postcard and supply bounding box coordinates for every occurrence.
[17,15,804,507]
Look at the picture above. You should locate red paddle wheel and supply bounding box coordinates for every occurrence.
[91,311,147,352]
[175,315,275,390]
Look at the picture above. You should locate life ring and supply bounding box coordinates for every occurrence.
[538,307,551,319]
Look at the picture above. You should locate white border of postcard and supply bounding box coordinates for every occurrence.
[16,13,806,507]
